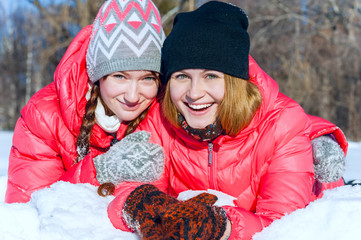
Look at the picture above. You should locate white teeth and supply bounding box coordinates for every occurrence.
[188,103,212,110]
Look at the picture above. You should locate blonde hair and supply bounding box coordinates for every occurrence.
[162,74,262,136]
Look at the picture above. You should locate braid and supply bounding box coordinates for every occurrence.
[76,84,100,163]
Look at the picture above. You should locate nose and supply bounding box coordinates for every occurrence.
[187,78,205,100]
[124,80,140,103]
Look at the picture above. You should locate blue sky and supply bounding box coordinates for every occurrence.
[1,0,75,16]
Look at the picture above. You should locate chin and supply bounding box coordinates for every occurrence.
[117,113,139,122]
[188,122,211,129]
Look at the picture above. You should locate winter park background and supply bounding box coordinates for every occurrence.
[1,0,361,239]
[0,131,360,240]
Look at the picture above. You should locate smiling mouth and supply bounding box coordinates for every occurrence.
[118,100,141,110]
[186,103,213,111]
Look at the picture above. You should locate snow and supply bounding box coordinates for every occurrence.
[343,141,361,182]
[0,181,139,240]
[253,186,361,240]
[0,131,360,240]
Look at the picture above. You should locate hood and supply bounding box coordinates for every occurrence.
[242,55,280,135]
[53,25,93,136]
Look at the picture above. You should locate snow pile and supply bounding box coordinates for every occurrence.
[253,185,361,240]
[0,181,138,240]
[178,188,236,206]
[0,131,360,240]
[1,181,361,240]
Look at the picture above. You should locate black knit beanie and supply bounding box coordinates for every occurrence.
[161,1,250,84]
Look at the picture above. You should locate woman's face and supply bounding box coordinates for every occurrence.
[169,69,225,129]
[99,70,159,122]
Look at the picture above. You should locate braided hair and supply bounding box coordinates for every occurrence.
[76,84,99,163]
[75,84,151,163]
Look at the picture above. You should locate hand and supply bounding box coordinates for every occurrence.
[123,184,228,240]
[311,135,346,183]
[93,131,164,185]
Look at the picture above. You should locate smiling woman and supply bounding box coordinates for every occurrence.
[5,0,166,204]
[119,1,348,240]
[164,69,262,136]
[99,71,159,124]
[169,69,225,129]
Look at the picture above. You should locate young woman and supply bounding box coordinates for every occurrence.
[118,2,348,240]
[5,0,166,203]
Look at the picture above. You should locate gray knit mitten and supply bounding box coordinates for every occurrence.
[311,135,346,183]
[93,131,164,185]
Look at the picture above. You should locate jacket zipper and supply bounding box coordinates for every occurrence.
[208,142,213,165]
[208,142,216,189]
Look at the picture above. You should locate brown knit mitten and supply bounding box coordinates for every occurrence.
[123,184,227,240]
[123,184,178,239]
[160,193,228,240]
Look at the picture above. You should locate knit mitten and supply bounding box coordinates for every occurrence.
[93,131,164,185]
[160,194,228,240]
[123,184,179,238]
[311,135,346,183]
[123,184,227,240]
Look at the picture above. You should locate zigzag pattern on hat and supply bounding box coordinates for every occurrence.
[87,0,163,66]
[88,23,162,61]
[99,0,162,31]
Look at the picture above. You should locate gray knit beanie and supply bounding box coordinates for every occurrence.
[86,0,165,82]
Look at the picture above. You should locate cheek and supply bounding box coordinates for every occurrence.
[142,84,158,99]
[216,88,225,102]
[100,88,118,101]
[212,81,225,102]
[169,81,184,104]
[99,79,122,100]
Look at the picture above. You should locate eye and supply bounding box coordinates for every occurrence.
[109,73,126,79]
[205,74,218,79]
[143,76,156,82]
[173,73,189,80]
[140,75,158,86]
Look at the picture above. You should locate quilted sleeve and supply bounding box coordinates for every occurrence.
[6,102,66,203]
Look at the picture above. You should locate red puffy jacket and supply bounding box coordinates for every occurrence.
[5,25,167,203]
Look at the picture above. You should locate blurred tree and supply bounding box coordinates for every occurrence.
[0,0,360,140]
[29,0,103,94]
[242,0,361,140]
[0,13,28,130]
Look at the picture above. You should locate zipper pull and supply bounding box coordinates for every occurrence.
[208,142,213,166]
